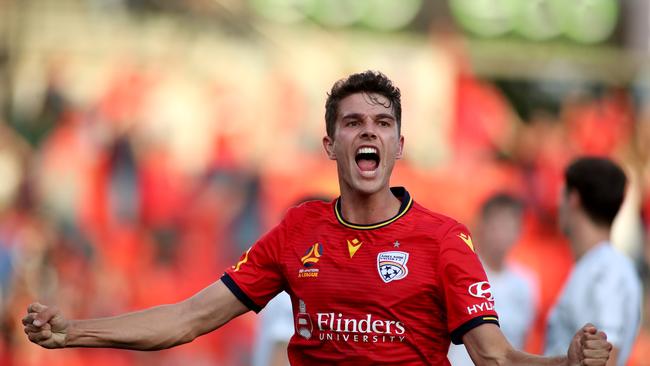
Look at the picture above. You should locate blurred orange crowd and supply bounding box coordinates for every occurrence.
[1,58,648,365]
[1,5,649,365]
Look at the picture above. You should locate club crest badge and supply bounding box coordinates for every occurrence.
[377,251,409,283]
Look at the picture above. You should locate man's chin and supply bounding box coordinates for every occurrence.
[350,178,386,196]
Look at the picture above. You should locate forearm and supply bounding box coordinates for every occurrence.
[65,302,197,350]
[26,281,248,351]
[64,282,246,350]
[468,344,568,366]
[502,350,568,366]
[464,324,574,366]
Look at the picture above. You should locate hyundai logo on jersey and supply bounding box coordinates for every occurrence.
[468,281,494,301]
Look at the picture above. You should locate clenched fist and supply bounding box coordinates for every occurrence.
[567,323,613,366]
[22,302,69,349]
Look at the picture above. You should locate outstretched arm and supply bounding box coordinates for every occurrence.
[462,323,612,366]
[22,280,249,350]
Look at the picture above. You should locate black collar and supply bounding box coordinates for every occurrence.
[334,187,413,230]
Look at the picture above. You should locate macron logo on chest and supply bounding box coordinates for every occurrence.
[347,238,362,258]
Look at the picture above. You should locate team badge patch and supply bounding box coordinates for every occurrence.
[301,243,323,267]
[377,251,409,283]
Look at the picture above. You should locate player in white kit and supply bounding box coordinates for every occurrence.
[545,157,642,366]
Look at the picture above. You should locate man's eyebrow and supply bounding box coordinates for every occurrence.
[341,113,395,120]
[375,113,396,120]
[341,113,363,120]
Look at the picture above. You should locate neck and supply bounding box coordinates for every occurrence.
[338,187,401,225]
[568,215,610,260]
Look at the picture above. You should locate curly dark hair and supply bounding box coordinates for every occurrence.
[324,70,401,138]
[565,156,627,226]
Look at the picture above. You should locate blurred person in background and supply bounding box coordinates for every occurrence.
[252,291,292,366]
[22,71,612,365]
[545,157,642,366]
[448,193,538,365]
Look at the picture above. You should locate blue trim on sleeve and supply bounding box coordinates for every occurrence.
[221,273,263,313]
[450,316,500,345]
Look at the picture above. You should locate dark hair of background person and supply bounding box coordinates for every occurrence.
[564,157,627,226]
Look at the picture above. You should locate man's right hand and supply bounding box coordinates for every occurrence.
[22,302,69,349]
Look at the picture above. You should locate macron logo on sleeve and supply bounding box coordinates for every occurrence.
[233,247,251,272]
[457,233,475,252]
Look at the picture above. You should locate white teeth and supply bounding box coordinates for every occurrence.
[357,147,378,155]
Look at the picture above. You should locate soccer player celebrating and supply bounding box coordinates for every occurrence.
[23,71,612,365]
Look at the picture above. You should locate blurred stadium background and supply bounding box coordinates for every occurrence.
[0,0,649,365]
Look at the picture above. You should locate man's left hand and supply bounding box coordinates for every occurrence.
[567,323,612,366]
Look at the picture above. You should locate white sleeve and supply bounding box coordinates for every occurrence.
[592,267,640,347]
[253,292,294,366]
[504,263,539,348]
[261,291,295,342]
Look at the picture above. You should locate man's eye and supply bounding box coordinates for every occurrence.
[347,121,359,127]
[379,121,391,127]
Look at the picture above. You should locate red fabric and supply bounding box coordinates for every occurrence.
[224,188,497,365]
[439,221,497,334]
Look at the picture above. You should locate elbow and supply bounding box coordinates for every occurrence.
[490,346,518,366]
[477,356,509,366]
[158,299,211,349]
[476,355,508,366]
[177,329,199,347]
[161,320,204,350]
[470,345,514,366]
[144,305,200,351]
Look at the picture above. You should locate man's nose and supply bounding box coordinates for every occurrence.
[360,121,378,139]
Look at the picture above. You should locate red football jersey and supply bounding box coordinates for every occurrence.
[222,187,498,365]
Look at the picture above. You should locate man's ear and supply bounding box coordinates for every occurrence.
[568,190,581,209]
[323,136,336,160]
[395,135,404,159]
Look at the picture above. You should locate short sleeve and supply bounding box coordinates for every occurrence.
[438,222,499,344]
[221,214,289,313]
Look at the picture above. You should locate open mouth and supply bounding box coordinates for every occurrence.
[355,146,380,173]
